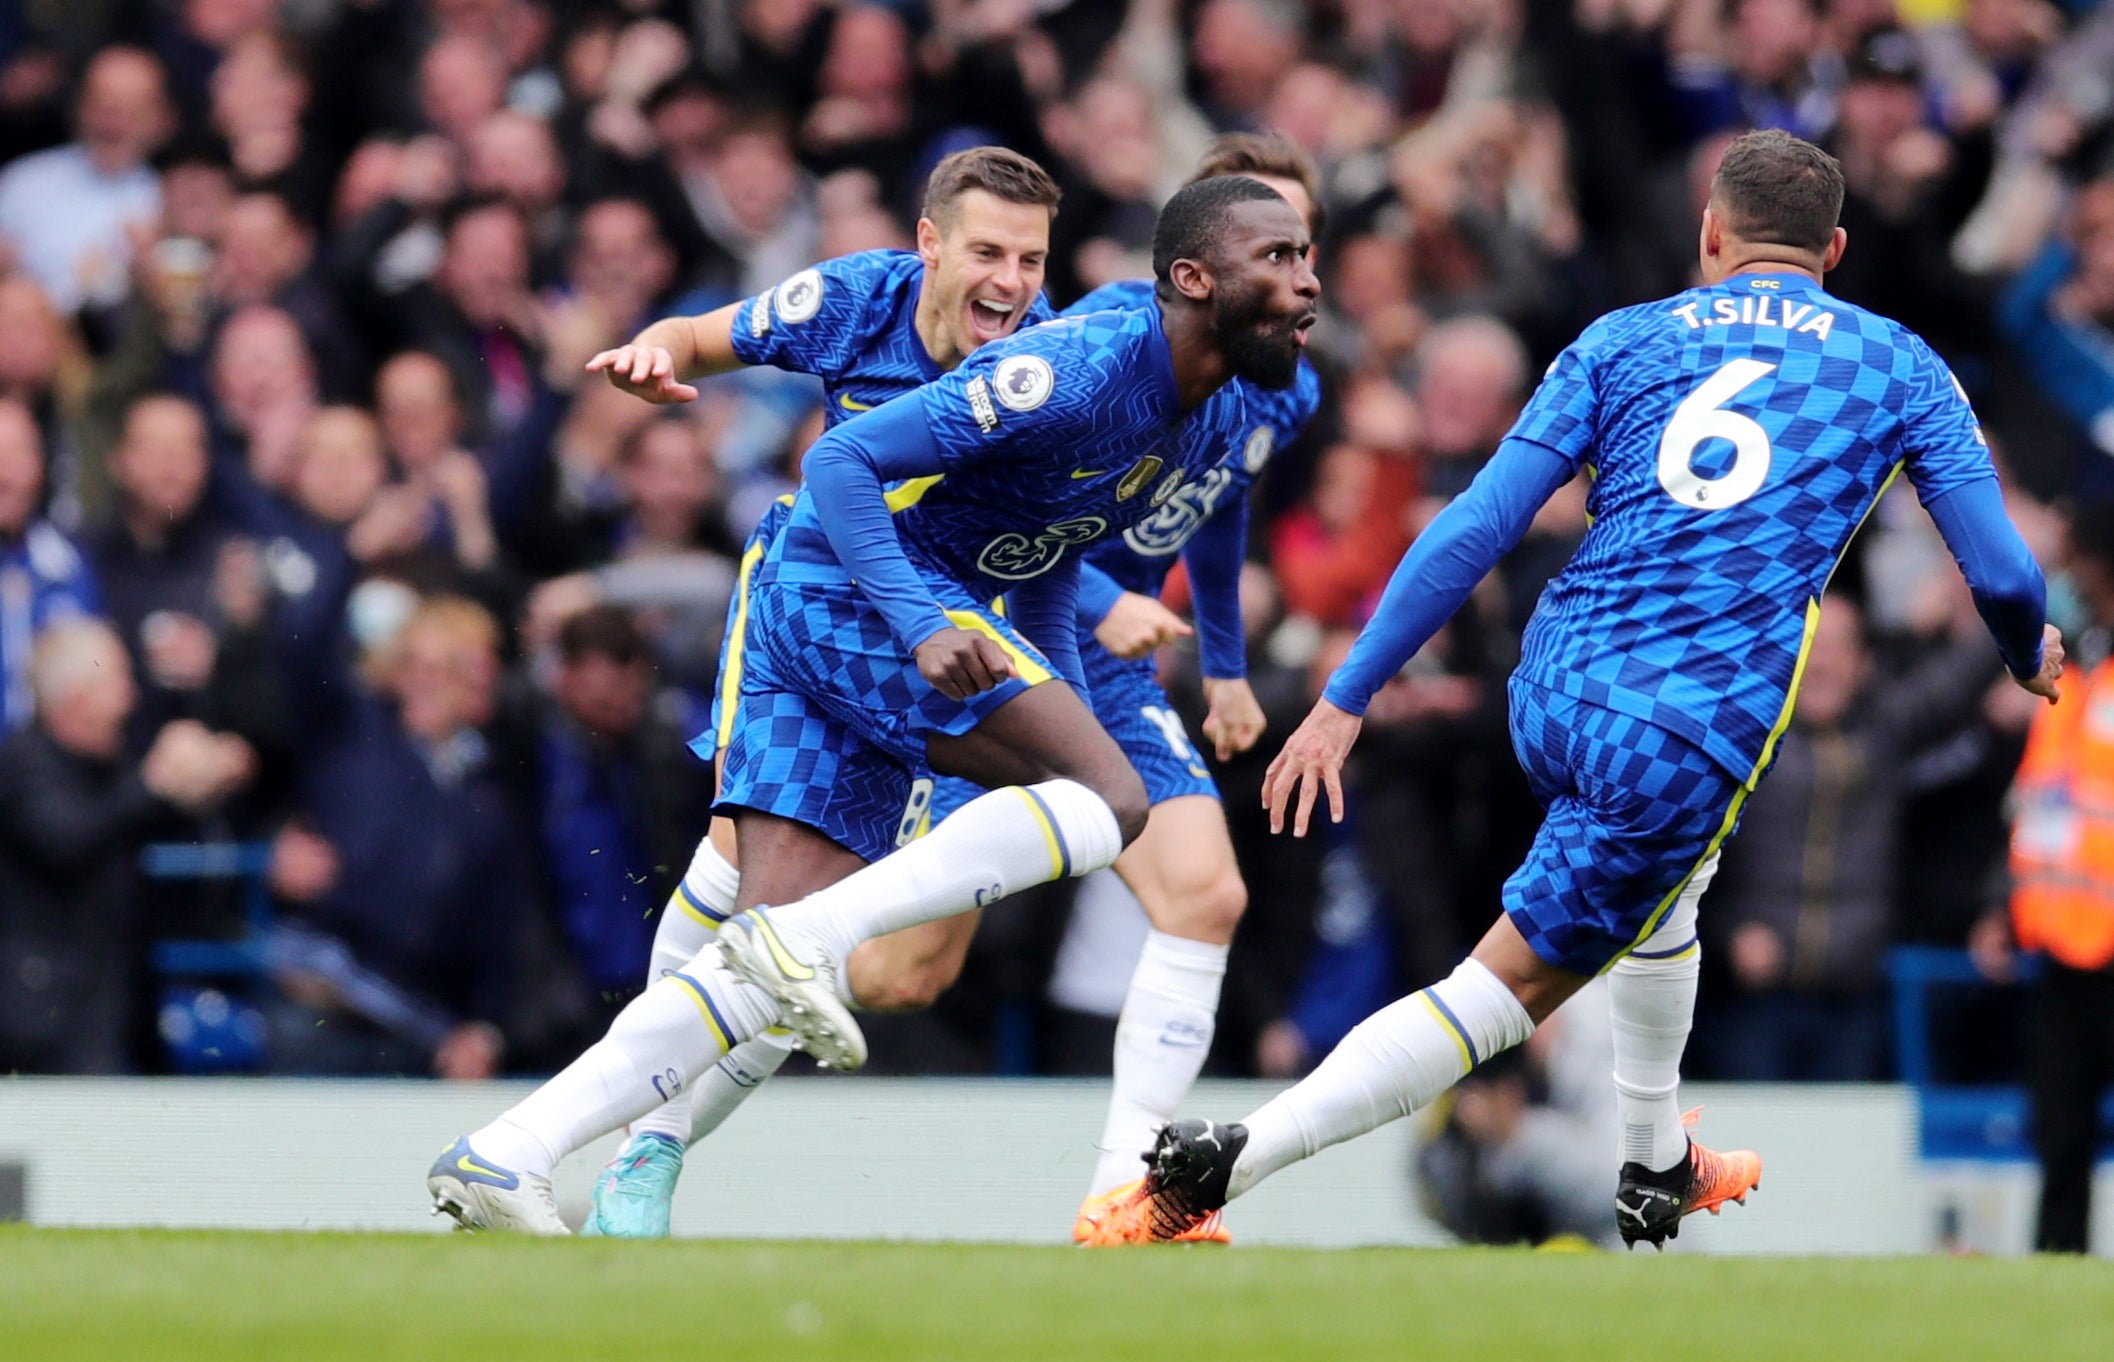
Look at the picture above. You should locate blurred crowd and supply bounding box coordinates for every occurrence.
[1,0,2112,1101]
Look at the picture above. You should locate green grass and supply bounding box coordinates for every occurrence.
[3,1228,2109,1361]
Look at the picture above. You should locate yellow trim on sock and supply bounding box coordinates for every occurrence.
[1419,991,1475,1071]
[670,975,734,1053]
[1011,787,1065,879]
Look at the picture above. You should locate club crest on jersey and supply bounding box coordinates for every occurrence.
[1149,470,1184,507]
[964,376,999,433]
[1242,426,1276,473]
[775,269,824,324]
[1116,456,1164,502]
[992,355,1054,412]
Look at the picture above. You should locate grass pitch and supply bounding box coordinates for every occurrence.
[3,1228,2109,1362]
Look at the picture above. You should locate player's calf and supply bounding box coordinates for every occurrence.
[847,912,981,1012]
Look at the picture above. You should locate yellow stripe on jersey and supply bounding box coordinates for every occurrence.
[886,475,945,513]
[1608,461,1903,968]
[942,609,1052,686]
[715,539,769,751]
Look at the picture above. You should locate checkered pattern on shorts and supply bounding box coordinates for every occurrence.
[714,565,1045,862]
[926,643,1217,825]
[1501,677,1748,976]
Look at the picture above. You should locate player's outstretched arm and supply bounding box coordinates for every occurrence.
[1264,437,1573,837]
[585,307,743,404]
[1922,477,2059,702]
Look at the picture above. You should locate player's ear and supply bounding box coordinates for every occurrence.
[916,217,943,268]
[1167,257,1213,303]
[1820,227,1848,273]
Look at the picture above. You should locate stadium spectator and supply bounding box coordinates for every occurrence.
[1998,174,2114,480]
[4,0,2110,1092]
[2000,505,2114,1253]
[84,393,288,767]
[530,603,712,1025]
[265,595,529,1078]
[0,399,99,732]
[0,618,254,1073]
[0,46,172,316]
[1704,594,2007,1080]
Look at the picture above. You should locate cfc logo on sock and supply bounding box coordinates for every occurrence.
[973,881,1006,907]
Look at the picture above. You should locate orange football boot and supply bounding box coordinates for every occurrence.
[1075,1178,1231,1245]
[1615,1107,1762,1250]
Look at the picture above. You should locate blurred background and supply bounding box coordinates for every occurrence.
[1,0,2112,1246]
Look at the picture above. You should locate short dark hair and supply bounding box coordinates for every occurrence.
[921,146,1062,232]
[558,604,651,668]
[1187,133,1323,235]
[1152,175,1293,293]
[1709,130,1844,254]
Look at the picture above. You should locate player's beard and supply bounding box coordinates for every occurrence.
[1213,279,1303,390]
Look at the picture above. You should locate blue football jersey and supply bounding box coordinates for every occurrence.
[2,521,100,730]
[771,303,1252,603]
[730,250,1056,427]
[1064,278,1323,595]
[1509,271,1997,780]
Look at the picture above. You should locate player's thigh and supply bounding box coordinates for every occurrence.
[731,809,868,912]
[1114,794,1246,944]
[1500,728,1738,984]
[926,680,1147,837]
[846,909,985,1013]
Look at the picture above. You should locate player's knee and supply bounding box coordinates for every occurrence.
[1095,769,1150,847]
[856,954,964,1013]
[1151,867,1247,944]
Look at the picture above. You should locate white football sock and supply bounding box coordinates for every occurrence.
[628,839,742,1145]
[471,951,780,1178]
[1089,930,1228,1196]
[1228,958,1533,1200]
[1610,860,1709,1173]
[765,780,1123,971]
[686,1030,797,1145]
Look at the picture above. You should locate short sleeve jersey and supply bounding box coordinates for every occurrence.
[771,303,1253,603]
[729,250,1056,428]
[1508,270,1997,780]
[1064,278,1323,596]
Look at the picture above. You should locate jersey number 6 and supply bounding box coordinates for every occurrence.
[1657,358,1778,510]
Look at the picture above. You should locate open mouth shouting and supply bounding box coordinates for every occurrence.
[967,296,1022,343]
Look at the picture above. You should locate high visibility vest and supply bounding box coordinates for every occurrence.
[2011,656,2114,970]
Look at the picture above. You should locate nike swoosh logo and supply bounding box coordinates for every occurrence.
[750,914,817,981]
[457,1153,512,1182]
[839,395,874,412]
[1071,469,1104,479]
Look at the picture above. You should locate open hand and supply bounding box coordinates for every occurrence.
[1260,698,1363,836]
[585,344,699,404]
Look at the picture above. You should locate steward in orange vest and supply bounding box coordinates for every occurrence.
[2011,653,2114,970]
